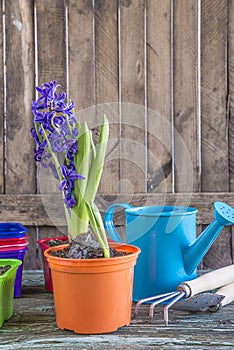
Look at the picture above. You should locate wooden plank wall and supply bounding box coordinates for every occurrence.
[0,0,233,270]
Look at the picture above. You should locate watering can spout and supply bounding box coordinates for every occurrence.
[184,202,234,275]
[184,221,223,275]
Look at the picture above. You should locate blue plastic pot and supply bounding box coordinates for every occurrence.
[0,223,28,239]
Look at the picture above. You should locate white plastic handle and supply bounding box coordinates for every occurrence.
[216,282,234,307]
[180,264,234,297]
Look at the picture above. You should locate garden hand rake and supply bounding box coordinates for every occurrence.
[135,264,234,326]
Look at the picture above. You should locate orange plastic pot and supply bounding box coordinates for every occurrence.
[44,242,140,334]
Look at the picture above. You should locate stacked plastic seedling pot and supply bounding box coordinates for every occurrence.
[0,223,28,297]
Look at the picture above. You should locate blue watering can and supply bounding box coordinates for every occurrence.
[104,202,234,301]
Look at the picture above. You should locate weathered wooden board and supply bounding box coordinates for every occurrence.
[0,274,233,350]
[36,0,66,87]
[229,0,234,192]
[201,0,228,192]
[201,0,231,268]
[5,0,35,193]
[228,0,234,263]
[4,0,36,267]
[120,0,146,193]
[146,0,172,193]
[174,0,200,193]
[95,0,120,194]
[0,192,233,226]
[0,190,229,269]
[68,0,94,109]
[0,0,3,194]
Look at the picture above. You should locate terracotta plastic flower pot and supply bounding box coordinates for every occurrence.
[0,259,22,328]
[37,236,69,292]
[45,242,140,334]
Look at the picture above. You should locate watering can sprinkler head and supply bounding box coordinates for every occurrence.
[214,202,234,226]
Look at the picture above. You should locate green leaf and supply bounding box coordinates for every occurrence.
[85,115,109,203]
[85,201,110,258]
[73,122,91,209]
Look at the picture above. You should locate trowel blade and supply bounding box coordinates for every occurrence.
[172,292,225,312]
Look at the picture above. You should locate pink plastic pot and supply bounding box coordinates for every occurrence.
[0,236,29,246]
[0,241,29,252]
[37,236,68,292]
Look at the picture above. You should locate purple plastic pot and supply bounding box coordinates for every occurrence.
[0,247,28,297]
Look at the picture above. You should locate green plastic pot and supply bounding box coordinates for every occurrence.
[0,259,22,328]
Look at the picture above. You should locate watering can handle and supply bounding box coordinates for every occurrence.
[104,203,134,243]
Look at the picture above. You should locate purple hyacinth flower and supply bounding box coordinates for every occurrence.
[36,80,58,108]
[49,132,67,153]
[30,126,40,144]
[63,190,76,208]
[58,165,85,192]
[40,151,53,168]
[66,139,78,160]
[33,140,48,162]
[34,148,43,162]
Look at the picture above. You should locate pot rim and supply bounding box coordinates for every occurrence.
[44,242,141,266]
[125,205,197,217]
[0,259,22,280]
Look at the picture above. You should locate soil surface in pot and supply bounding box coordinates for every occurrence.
[0,265,11,275]
[46,238,69,247]
[49,232,129,259]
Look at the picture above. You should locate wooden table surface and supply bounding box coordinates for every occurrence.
[0,271,233,350]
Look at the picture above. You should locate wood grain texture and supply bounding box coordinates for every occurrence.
[0,191,232,269]
[120,0,146,193]
[95,0,120,193]
[24,225,37,270]
[4,0,36,266]
[1,280,234,349]
[201,0,231,268]
[229,0,234,192]
[36,0,66,87]
[5,0,35,194]
[146,0,172,193]
[68,0,95,109]
[0,0,3,194]
[201,0,228,191]
[228,0,234,261]
[0,192,233,226]
[229,0,234,184]
[173,0,199,193]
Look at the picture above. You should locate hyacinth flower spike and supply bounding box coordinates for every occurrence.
[31,80,110,258]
